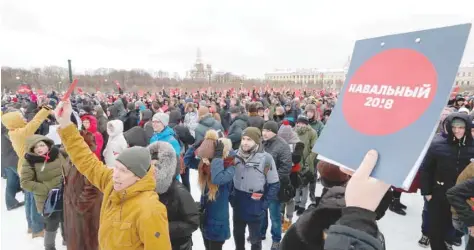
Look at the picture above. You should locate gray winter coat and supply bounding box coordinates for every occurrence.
[194,115,224,142]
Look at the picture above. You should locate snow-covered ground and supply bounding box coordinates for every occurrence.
[0,170,467,249]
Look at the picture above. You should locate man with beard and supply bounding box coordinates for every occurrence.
[232,127,280,250]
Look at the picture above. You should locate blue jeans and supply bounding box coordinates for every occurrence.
[260,200,282,242]
[25,192,44,233]
[5,166,20,209]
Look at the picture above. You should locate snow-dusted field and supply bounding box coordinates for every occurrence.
[1,169,466,249]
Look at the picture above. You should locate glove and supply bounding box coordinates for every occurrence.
[214,140,224,158]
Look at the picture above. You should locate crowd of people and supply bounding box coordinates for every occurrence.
[1,87,473,250]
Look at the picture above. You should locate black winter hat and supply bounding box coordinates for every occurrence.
[296,115,309,125]
[263,121,279,134]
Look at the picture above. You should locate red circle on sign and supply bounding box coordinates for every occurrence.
[342,49,437,135]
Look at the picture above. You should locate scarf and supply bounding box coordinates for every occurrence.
[237,143,259,161]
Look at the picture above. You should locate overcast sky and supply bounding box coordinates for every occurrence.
[1,0,473,78]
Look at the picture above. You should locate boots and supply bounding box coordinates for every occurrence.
[282,219,292,233]
[389,198,406,216]
[32,230,44,238]
[44,230,57,250]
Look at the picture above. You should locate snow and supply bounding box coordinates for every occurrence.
[0,170,467,249]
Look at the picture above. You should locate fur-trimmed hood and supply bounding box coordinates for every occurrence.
[147,141,178,194]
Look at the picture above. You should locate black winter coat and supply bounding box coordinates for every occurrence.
[123,110,140,132]
[227,114,249,149]
[281,186,387,250]
[159,180,200,250]
[263,136,292,180]
[420,113,474,195]
[1,124,19,169]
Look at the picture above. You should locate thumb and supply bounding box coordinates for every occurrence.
[353,149,378,179]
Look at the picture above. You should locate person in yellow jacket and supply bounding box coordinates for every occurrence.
[1,104,53,237]
[1,105,53,176]
[54,100,171,250]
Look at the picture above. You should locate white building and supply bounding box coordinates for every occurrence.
[455,63,474,87]
[264,68,347,89]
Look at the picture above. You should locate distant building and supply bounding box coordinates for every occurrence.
[264,57,351,89]
[213,72,243,84]
[455,63,474,87]
[185,48,212,81]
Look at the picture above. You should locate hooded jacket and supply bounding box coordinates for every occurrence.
[184,111,199,138]
[194,115,224,143]
[20,135,67,212]
[81,114,104,160]
[420,113,474,195]
[295,125,318,174]
[150,126,181,156]
[103,120,128,167]
[140,109,154,142]
[148,142,199,250]
[124,126,149,147]
[1,108,50,175]
[58,124,171,250]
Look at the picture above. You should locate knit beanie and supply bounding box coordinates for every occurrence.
[196,130,219,159]
[116,147,151,178]
[242,127,262,143]
[152,113,169,127]
[263,121,279,134]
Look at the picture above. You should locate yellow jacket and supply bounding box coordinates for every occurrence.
[58,123,171,250]
[1,108,50,176]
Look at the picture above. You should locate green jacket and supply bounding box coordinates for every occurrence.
[296,125,318,173]
[20,135,68,212]
[309,119,324,137]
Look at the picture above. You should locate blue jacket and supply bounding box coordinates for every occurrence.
[150,126,181,156]
[183,146,236,242]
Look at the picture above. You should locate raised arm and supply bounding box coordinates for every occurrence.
[22,108,51,136]
[55,101,112,192]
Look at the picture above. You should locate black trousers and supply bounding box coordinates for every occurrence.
[44,211,65,241]
[203,238,224,250]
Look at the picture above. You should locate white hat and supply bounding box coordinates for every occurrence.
[152,113,169,127]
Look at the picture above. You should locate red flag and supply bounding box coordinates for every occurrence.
[77,87,83,94]
[138,90,144,97]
